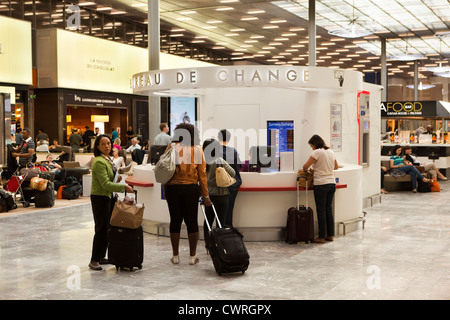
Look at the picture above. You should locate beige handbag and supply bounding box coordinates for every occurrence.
[216,166,236,187]
[297,169,314,188]
[30,176,49,191]
[110,197,145,229]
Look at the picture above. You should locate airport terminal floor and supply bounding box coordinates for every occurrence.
[0,183,449,301]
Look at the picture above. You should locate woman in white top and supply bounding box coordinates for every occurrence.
[111,147,125,170]
[303,135,339,244]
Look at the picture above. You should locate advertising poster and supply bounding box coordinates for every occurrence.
[330,104,342,151]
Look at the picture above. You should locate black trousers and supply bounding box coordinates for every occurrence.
[90,195,115,262]
[203,194,229,241]
[164,184,200,234]
[225,186,239,226]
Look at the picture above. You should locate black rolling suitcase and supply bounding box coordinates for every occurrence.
[201,201,249,276]
[35,181,55,208]
[285,176,314,244]
[108,191,144,271]
[108,225,143,271]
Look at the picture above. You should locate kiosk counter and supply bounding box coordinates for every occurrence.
[126,163,362,241]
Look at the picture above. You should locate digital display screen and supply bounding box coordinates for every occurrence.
[169,97,197,134]
[267,121,294,157]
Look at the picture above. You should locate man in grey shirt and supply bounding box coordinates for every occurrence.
[153,122,171,146]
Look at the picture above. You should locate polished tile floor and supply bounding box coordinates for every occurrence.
[0,183,449,301]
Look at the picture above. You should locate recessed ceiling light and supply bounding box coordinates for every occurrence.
[217,7,234,11]
[263,25,279,29]
[248,10,265,14]
[388,53,425,61]
[406,82,436,90]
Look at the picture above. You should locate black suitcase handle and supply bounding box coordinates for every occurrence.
[199,198,221,231]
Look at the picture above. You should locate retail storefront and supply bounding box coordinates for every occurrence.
[34,28,149,148]
[381,100,450,174]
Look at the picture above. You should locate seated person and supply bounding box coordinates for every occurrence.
[42,154,62,172]
[126,137,141,153]
[390,144,429,193]
[36,140,49,152]
[402,145,447,181]
[111,147,125,169]
[49,139,61,152]
[113,138,122,151]
[53,149,69,164]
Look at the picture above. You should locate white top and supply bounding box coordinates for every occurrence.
[310,148,336,185]
[111,156,124,169]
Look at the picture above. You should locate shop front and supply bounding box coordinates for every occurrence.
[381,100,450,174]
[33,88,147,149]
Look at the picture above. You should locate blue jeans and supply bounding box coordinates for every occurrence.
[398,165,425,189]
[313,184,336,238]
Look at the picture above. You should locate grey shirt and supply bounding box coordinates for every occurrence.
[206,157,236,196]
[153,132,171,146]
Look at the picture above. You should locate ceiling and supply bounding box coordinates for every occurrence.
[93,0,450,80]
[2,0,450,81]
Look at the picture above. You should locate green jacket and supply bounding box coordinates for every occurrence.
[91,155,125,197]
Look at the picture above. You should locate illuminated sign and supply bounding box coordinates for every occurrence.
[380,101,438,117]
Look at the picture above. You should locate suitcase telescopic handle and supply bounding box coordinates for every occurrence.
[199,198,221,231]
[297,175,309,209]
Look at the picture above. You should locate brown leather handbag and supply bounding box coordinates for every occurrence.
[110,197,145,229]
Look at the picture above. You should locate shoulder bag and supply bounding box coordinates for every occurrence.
[154,143,176,184]
[215,161,236,187]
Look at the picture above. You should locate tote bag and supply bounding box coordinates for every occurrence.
[110,198,145,229]
[154,143,176,184]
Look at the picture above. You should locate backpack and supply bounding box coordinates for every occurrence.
[0,189,17,212]
[62,179,82,200]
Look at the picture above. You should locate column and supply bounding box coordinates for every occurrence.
[148,0,161,143]
[308,0,316,67]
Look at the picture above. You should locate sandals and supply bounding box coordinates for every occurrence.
[189,255,199,265]
[170,255,199,265]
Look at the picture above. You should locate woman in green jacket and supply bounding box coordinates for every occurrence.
[89,134,134,270]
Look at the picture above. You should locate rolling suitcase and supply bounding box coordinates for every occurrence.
[201,201,249,276]
[107,225,143,271]
[35,181,55,208]
[285,176,314,244]
[108,191,144,271]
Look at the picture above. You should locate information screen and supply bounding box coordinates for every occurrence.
[169,97,197,134]
[267,121,294,157]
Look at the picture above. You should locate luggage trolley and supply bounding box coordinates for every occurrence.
[3,144,31,208]
[4,171,30,208]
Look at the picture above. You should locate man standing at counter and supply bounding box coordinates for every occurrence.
[218,129,242,226]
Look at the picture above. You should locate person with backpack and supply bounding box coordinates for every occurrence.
[89,134,134,271]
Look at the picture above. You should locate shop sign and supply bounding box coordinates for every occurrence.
[380,101,436,117]
[131,66,363,95]
[65,93,125,107]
